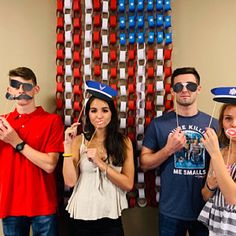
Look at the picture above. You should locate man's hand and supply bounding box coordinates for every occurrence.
[0,117,22,147]
[165,127,186,156]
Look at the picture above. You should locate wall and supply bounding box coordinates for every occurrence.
[0,0,56,114]
[172,0,236,116]
[1,1,236,236]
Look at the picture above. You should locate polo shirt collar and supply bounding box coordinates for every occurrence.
[10,106,44,119]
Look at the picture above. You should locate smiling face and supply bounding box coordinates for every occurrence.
[89,98,112,129]
[171,73,201,107]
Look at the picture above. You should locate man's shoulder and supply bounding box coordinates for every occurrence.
[153,110,175,121]
[45,113,63,124]
[36,107,63,123]
[198,110,218,120]
[198,110,211,116]
[197,110,218,128]
[36,107,58,116]
[198,110,217,119]
[147,111,175,130]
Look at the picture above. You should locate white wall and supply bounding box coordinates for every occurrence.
[0,1,236,235]
[172,0,236,117]
[0,0,56,114]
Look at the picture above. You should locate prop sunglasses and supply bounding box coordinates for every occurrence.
[173,82,198,93]
[10,79,34,92]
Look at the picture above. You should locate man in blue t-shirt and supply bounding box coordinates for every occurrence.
[141,67,218,236]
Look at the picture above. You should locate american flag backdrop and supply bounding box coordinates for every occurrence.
[56,0,173,208]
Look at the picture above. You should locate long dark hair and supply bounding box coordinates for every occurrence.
[218,103,236,147]
[83,96,127,166]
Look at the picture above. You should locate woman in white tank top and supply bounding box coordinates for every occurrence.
[63,81,134,236]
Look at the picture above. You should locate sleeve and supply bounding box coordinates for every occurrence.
[142,118,159,151]
[45,115,64,153]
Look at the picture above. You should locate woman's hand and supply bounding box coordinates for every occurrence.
[87,148,100,164]
[165,127,187,155]
[64,122,80,143]
[87,148,106,170]
[201,128,221,156]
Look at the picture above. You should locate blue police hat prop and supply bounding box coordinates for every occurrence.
[211,87,236,104]
[85,80,118,101]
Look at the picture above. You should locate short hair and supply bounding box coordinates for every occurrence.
[8,67,37,85]
[171,67,200,87]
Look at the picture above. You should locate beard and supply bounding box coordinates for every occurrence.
[176,96,197,107]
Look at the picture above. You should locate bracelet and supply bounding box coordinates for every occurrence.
[206,181,216,192]
[63,153,72,158]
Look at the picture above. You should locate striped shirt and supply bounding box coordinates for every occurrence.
[198,163,236,235]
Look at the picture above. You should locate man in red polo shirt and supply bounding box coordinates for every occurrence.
[0,67,64,235]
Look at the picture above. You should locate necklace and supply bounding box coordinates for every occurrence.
[97,142,107,159]
[93,137,106,158]
[98,146,104,156]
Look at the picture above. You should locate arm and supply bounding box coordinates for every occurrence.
[210,152,236,204]
[202,128,236,204]
[140,127,186,171]
[88,137,135,192]
[0,117,59,173]
[201,162,218,201]
[21,146,59,173]
[62,123,81,187]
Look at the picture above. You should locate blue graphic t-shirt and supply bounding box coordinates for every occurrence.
[143,111,218,220]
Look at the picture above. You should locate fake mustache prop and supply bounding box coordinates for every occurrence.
[5,92,33,100]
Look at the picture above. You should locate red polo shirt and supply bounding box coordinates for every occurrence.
[0,107,64,218]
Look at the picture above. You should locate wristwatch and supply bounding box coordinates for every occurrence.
[15,141,26,152]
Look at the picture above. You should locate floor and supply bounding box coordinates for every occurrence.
[0,207,159,236]
[58,207,159,236]
[122,207,159,236]
[0,221,2,236]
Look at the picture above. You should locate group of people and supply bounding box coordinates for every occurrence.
[0,66,235,236]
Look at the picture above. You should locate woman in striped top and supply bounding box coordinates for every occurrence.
[198,103,236,236]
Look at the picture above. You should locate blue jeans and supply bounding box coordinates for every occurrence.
[159,213,209,236]
[2,214,57,236]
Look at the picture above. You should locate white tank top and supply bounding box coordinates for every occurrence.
[66,135,128,220]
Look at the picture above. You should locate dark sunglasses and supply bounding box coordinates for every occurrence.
[173,82,198,93]
[10,79,34,92]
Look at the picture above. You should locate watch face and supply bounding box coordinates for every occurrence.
[16,142,25,152]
